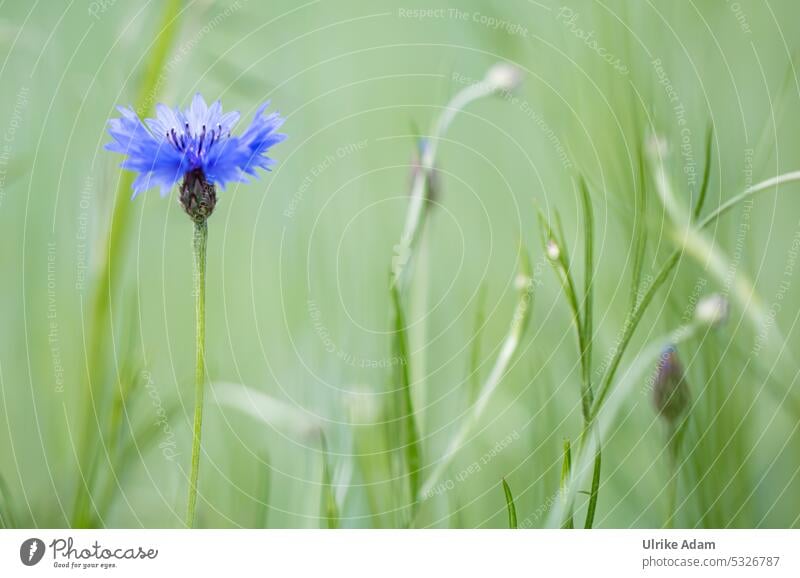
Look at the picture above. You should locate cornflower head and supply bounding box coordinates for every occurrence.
[104,94,286,527]
[106,93,286,221]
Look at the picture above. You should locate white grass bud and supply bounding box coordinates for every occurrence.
[514,273,532,291]
[695,293,729,327]
[484,62,523,93]
[545,239,561,261]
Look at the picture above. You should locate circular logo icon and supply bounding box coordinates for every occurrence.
[19,538,45,566]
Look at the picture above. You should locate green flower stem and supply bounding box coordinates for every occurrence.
[392,75,501,289]
[665,447,679,529]
[186,219,208,528]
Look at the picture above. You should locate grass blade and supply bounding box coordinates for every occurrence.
[584,434,602,529]
[697,170,800,232]
[692,123,714,220]
[213,382,322,440]
[578,177,603,528]
[501,478,517,529]
[319,433,339,529]
[560,439,573,529]
[468,282,488,403]
[590,250,681,420]
[538,208,588,417]
[390,282,422,509]
[630,143,648,309]
[578,176,595,407]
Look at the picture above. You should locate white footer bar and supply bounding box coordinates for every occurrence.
[1,530,797,577]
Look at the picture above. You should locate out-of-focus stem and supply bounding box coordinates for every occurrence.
[71,0,183,528]
[393,67,518,289]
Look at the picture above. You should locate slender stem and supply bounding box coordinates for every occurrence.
[698,170,800,230]
[577,179,602,528]
[665,461,678,529]
[186,219,207,528]
[540,195,603,527]
[630,145,648,311]
[560,439,573,529]
[537,210,587,415]
[665,417,688,528]
[393,80,497,289]
[584,429,601,528]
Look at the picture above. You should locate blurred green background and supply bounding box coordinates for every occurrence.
[1,0,800,528]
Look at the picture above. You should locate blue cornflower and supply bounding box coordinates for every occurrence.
[106,93,285,220]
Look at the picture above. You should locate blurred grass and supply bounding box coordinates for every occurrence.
[71,0,185,528]
[0,0,799,528]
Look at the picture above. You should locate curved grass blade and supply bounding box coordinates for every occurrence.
[692,123,714,220]
[698,170,800,231]
[419,246,533,499]
[393,63,520,288]
[213,382,322,440]
[501,478,517,529]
